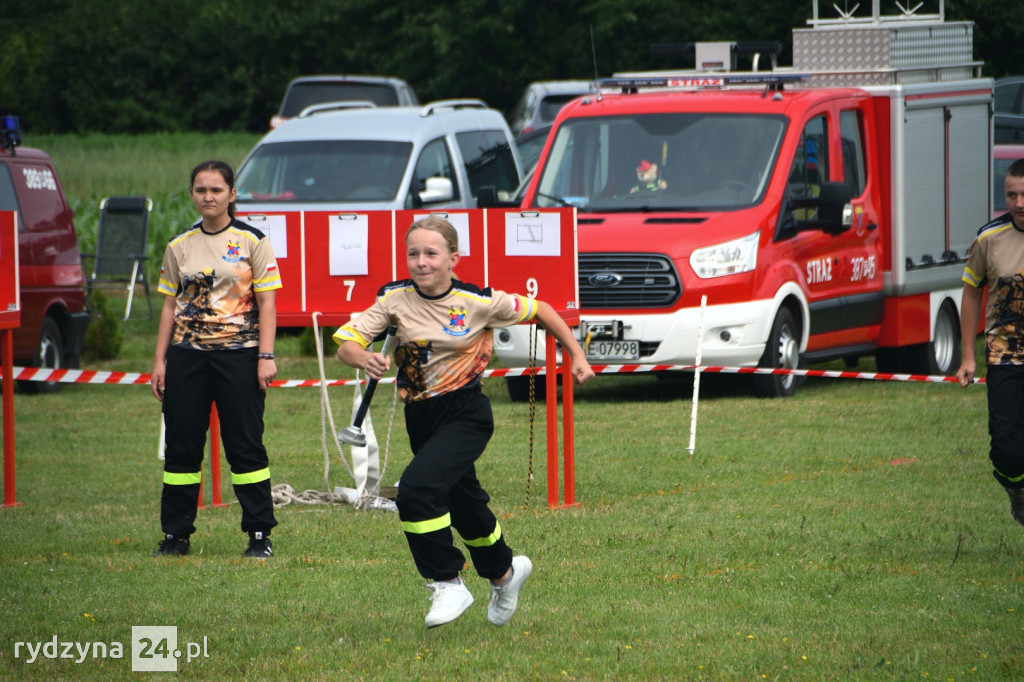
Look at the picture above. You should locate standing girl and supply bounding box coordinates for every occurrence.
[334,216,594,627]
[151,160,282,558]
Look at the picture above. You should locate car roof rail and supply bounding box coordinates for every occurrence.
[298,101,378,118]
[420,99,489,117]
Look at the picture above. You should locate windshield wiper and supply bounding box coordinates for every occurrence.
[536,192,575,208]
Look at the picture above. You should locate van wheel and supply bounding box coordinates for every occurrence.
[506,375,547,403]
[906,301,962,376]
[20,317,63,394]
[753,307,801,398]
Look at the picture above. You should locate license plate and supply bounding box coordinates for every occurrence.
[585,340,640,361]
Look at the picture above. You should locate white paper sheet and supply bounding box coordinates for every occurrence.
[505,212,561,256]
[329,213,369,276]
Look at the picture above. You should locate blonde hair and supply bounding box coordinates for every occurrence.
[407,216,459,254]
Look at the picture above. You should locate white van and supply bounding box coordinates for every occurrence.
[236,100,523,213]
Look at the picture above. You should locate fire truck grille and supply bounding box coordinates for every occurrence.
[579,254,681,308]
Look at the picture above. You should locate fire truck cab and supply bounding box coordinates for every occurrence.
[495,1,992,398]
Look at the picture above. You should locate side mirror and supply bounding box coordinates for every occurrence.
[419,176,454,204]
[817,182,852,234]
[790,181,852,234]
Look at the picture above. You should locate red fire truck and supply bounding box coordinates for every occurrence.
[494,1,992,398]
[0,116,90,393]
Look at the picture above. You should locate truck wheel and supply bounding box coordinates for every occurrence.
[907,301,962,376]
[20,317,63,394]
[753,307,801,398]
[506,375,547,403]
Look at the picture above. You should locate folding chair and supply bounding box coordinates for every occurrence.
[81,196,154,321]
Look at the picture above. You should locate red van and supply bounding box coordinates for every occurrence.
[0,116,90,392]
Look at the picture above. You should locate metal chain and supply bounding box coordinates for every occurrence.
[525,321,537,506]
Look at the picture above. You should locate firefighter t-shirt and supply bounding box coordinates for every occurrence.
[963,216,1024,365]
[157,219,282,350]
[333,279,537,402]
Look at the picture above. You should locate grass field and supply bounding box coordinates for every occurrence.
[2,134,1022,679]
[1,301,1021,680]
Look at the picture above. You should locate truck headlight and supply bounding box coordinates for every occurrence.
[689,232,759,279]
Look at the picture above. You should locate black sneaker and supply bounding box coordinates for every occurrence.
[154,534,190,556]
[1005,486,1024,527]
[244,532,273,558]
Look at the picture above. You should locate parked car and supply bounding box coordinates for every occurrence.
[0,116,90,393]
[508,80,594,135]
[238,99,523,213]
[514,123,553,176]
[269,75,419,129]
[993,143,1024,217]
[995,76,1024,144]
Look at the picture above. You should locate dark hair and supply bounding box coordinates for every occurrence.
[189,159,237,219]
[1008,159,1024,179]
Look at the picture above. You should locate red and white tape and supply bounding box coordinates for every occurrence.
[1,364,985,386]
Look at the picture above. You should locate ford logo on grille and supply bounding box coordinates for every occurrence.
[588,272,623,287]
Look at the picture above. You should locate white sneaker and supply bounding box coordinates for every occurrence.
[488,555,533,626]
[424,579,474,628]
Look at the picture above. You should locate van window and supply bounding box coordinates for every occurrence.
[995,81,1022,115]
[456,130,520,198]
[281,82,400,116]
[15,163,65,233]
[0,163,22,232]
[839,110,867,197]
[789,116,828,195]
[413,137,458,204]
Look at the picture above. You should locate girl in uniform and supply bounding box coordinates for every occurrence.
[334,216,594,627]
[151,160,281,558]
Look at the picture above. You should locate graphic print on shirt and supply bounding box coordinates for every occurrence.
[178,270,220,345]
[395,339,433,397]
[990,272,1024,363]
[446,306,469,336]
[393,331,493,402]
[223,240,242,262]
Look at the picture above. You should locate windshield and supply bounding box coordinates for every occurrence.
[533,113,787,212]
[236,140,412,203]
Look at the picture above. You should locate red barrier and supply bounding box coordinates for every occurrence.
[2,330,19,508]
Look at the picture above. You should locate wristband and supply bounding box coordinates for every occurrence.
[257,352,275,360]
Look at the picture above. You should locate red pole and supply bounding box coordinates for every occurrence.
[561,354,576,506]
[209,404,225,507]
[2,329,20,507]
[546,334,559,508]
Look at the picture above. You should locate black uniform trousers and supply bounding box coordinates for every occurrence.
[160,345,277,537]
[396,386,513,581]
[987,364,1024,488]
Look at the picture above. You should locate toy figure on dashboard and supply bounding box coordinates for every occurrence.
[630,159,667,193]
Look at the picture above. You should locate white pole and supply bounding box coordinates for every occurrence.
[687,295,707,455]
[157,415,166,461]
